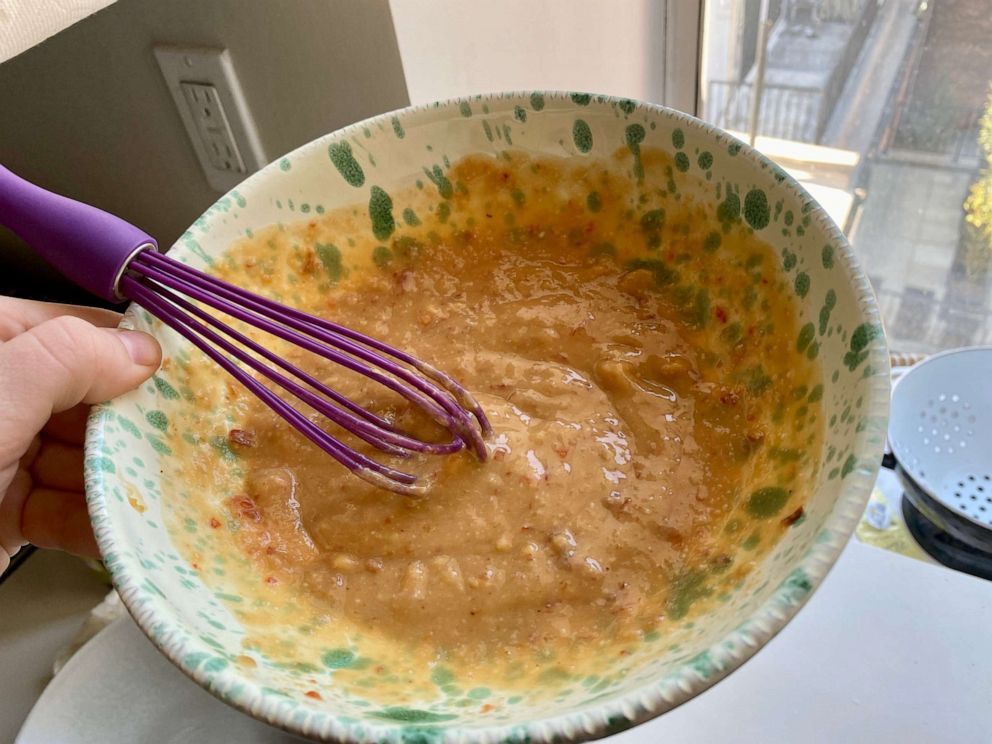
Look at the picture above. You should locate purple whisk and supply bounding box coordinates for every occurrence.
[0,165,491,495]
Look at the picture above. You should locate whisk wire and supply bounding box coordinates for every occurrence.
[116,250,491,495]
[131,255,453,424]
[139,279,462,457]
[122,276,422,491]
[136,250,490,436]
[131,251,487,459]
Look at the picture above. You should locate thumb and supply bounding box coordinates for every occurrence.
[0,315,161,466]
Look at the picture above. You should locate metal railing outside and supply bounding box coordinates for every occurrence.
[707,80,824,142]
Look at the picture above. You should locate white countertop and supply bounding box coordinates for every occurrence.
[620,540,992,743]
[2,540,990,743]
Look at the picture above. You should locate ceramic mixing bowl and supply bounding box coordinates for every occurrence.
[85,92,889,743]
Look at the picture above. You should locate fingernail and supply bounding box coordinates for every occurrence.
[115,330,161,367]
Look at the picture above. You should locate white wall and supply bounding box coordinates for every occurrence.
[0,0,408,303]
[389,0,667,106]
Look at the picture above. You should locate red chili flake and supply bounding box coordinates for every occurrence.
[191,562,199,570]
[264,575,278,585]
[481,704,495,713]
[209,517,221,529]
[374,665,386,674]
[720,390,740,406]
[714,306,728,324]
[761,277,769,285]
[305,690,322,700]
[230,495,261,522]
[266,545,276,555]
[585,221,595,233]
[782,506,805,527]
[746,325,756,336]
[485,213,493,219]
[228,428,257,447]
[554,445,569,459]
[501,172,509,181]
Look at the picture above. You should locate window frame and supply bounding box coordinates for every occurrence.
[664,0,705,116]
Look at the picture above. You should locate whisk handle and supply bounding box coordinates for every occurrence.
[0,165,157,302]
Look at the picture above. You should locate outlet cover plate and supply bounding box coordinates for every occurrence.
[153,45,267,192]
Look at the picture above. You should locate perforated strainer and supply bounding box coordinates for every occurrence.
[888,347,992,550]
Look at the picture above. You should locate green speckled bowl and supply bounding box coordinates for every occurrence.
[85,93,889,743]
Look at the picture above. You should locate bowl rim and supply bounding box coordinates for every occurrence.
[85,89,891,743]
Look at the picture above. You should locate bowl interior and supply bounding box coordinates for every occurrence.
[86,93,889,743]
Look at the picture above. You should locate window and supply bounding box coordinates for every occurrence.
[699,0,992,353]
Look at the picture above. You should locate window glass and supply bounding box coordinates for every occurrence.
[700,0,992,352]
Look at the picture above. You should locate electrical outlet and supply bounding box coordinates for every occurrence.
[153,46,266,192]
[179,82,245,173]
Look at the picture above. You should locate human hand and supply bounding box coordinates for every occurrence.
[0,297,161,573]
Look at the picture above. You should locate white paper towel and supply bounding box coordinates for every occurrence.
[0,0,115,64]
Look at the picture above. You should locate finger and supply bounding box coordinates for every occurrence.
[0,316,161,468]
[30,440,84,492]
[0,468,30,557]
[20,487,99,558]
[44,404,91,446]
[21,434,41,469]
[0,297,122,341]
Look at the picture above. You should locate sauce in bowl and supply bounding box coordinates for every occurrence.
[163,148,822,696]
